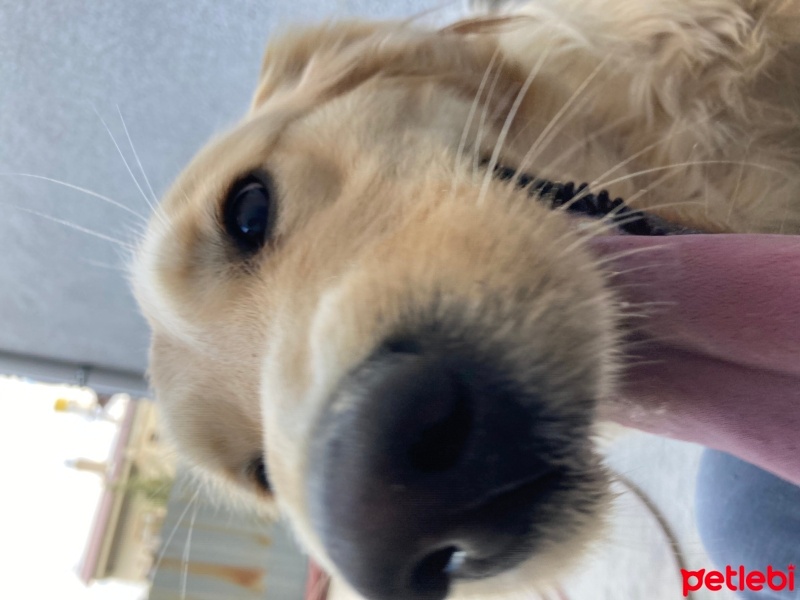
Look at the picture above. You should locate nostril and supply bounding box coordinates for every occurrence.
[408,378,473,472]
[383,336,423,355]
[410,546,460,600]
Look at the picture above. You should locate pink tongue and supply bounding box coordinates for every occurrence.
[589,234,800,485]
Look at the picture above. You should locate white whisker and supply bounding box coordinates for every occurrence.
[92,105,156,215]
[547,195,703,265]
[181,497,200,600]
[479,42,554,206]
[0,172,147,222]
[80,258,128,273]
[589,243,671,268]
[150,488,200,577]
[451,48,500,200]
[473,56,506,176]
[621,168,687,209]
[537,114,633,177]
[598,159,784,191]
[520,55,611,174]
[725,145,749,223]
[116,105,159,205]
[1,202,137,251]
[536,110,766,233]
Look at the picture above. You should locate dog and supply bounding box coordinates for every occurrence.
[132,1,800,598]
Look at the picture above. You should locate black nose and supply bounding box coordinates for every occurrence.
[307,340,561,600]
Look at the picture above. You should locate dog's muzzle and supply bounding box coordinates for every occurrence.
[307,337,568,600]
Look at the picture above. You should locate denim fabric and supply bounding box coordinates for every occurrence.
[696,449,800,599]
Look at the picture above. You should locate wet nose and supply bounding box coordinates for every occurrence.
[307,340,560,600]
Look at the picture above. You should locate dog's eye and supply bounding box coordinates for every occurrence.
[223,173,275,254]
[247,456,271,493]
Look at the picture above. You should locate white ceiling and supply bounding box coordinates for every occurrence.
[0,0,459,390]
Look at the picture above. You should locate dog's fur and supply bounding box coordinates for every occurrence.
[133,1,800,598]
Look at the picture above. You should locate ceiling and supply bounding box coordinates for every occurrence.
[0,0,459,392]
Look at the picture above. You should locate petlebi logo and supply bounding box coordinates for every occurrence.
[681,565,796,597]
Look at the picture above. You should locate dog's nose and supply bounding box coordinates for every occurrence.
[308,340,560,600]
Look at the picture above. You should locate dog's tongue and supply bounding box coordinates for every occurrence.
[589,234,800,485]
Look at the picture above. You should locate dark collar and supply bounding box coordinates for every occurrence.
[492,164,699,236]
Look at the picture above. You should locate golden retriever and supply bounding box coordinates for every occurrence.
[132,1,800,598]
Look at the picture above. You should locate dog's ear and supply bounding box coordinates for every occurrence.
[249,18,524,114]
[250,21,387,111]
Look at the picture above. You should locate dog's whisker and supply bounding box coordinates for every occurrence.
[79,257,129,273]
[542,148,691,224]
[451,47,500,200]
[535,114,633,177]
[614,299,678,317]
[478,42,555,206]
[180,496,200,600]
[532,111,779,235]
[472,53,506,177]
[579,127,699,205]
[519,55,612,175]
[150,487,200,578]
[1,202,137,251]
[116,105,162,212]
[545,208,655,263]
[556,202,704,278]
[620,168,688,209]
[0,172,148,223]
[563,195,701,260]
[92,104,160,214]
[122,220,148,241]
[551,191,703,268]
[725,144,750,224]
[598,159,787,191]
[614,308,675,322]
[588,244,672,270]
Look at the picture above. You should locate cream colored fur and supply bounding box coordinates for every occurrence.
[133,1,800,598]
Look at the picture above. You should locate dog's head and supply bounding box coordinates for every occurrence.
[131,9,795,598]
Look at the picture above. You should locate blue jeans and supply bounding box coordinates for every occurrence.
[695,449,800,599]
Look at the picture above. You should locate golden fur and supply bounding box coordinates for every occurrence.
[133,1,800,597]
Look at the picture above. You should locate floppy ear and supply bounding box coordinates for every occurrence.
[248,18,529,114]
[249,22,386,111]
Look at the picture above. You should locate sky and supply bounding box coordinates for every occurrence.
[0,375,147,599]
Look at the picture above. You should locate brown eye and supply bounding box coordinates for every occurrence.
[248,456,271,493]
[223,173,275,254]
